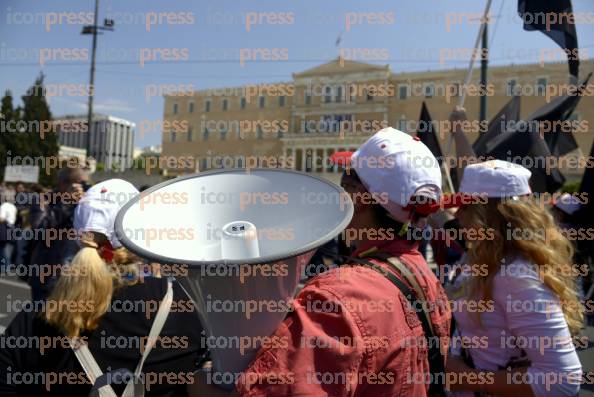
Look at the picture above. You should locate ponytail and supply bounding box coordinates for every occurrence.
[44,247,114,337]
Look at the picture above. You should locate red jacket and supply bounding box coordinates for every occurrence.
[237,237,451,396]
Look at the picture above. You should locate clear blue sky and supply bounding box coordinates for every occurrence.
[1,0,593,147]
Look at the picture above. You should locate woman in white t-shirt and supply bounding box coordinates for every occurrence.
[444,160,583,397]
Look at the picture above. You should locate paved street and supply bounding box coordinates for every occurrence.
[0,273,30,334]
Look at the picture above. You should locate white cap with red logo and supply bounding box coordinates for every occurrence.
[459,160,531,198]
[440,160,532,209]
[348,127,442,222]
[74,179,139,248]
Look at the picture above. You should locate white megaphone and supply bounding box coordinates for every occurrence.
[114,169,353,385]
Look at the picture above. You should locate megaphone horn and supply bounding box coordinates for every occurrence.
[114,169,354,386]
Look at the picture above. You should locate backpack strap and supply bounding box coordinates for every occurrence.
[365,251,435,334]
[71,339,119,397]
[353,255,446,397]
[71,277,174,397]
[122,277,174,397]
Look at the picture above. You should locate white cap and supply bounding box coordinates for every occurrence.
[74,179,139,248]
[459,160,532,198]
[350,127,442,221]
[554,193,581,215]
[0,202,17,226]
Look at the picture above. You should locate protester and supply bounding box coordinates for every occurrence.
[12,182,32,269]
[0,178,205,396]
[0,197,17,269]
[443,160,583,396]
[27,166,89,301]
[189,127,452,396]
[551,192,581,227]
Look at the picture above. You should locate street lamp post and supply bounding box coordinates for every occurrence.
[82,0,114,159]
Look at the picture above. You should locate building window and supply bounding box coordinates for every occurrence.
[452,82,462,97]
[536,77,548,95]
[305,92,312,105]
[205,99,211,112]
[335,86,343,103]
[188,102,194,113]
[324,86,332,103]
[187,126,193,141]
[240,97,246,109]
[222,98,228,111]
[172,103,178,115]
[506,78,518,96]
[322,114,351,133]
[365,88,373,101]
[257,126,263,139]
[424,83,435,98]
[220,127,227,141]
[259,96,265,108]
[398,85,409,100]
[171,131,177,142]
[203,128,209,141]
[279,95,285,107]
[398,116,407,132]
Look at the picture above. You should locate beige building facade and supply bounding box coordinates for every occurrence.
[162,58,594,184]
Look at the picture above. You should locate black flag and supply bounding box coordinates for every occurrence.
[518,0,579,77]
[473,96,521,156]
[475,107,566,193]
[484,127,565,193]
[526,72,592,156]
[417,102,443,164]
[577,138,594,220]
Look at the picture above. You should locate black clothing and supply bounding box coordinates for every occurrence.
[0,277,205,397]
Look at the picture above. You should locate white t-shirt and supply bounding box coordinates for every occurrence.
[450,257,582,397]
[0,202,17,226]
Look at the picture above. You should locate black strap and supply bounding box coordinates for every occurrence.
[353,254,447,397]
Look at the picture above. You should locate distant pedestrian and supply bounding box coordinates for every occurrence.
[28,166,89,301]
[0,198,17,270]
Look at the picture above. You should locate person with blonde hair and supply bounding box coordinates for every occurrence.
[0,179,205,397]
[443,160,583,397]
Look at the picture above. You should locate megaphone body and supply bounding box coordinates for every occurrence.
[115,169,353,382]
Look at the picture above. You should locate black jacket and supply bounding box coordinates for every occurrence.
[0,277,205,397]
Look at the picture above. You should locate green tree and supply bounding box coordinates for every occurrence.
[0,90,25,176]
[1,89,17,121]
[20,73,59,186]
[0,91,14,169]
[1,74,60,186]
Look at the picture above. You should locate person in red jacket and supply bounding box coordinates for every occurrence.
[190,127,452,397]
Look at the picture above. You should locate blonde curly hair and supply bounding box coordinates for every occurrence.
[44,233,140,337]
[459,198,584,336]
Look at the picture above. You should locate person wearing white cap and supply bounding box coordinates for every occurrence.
[442,160,583,397]
[0,199,17,268]
[0,179,206,397]
[189,127,452,396]
[552,192,582,226]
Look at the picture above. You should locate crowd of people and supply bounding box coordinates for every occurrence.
[0,107,592,397]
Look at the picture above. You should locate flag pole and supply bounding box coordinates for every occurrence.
[458,0,493,107]
[444,0,493,190]
[442,148,455,193]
